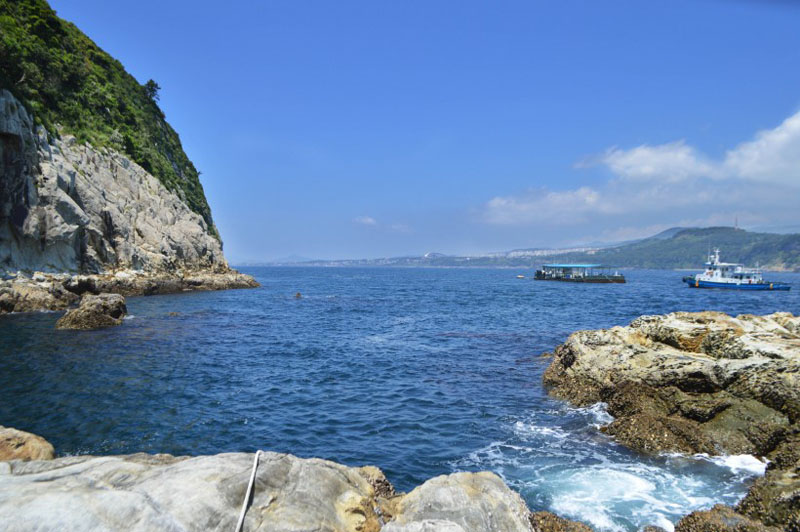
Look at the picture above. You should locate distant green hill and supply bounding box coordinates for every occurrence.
[0,0,217,237]
[553,227,800,271]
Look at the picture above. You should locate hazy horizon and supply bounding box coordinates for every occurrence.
[51,1,800,263]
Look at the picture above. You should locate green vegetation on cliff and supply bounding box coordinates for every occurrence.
[0,0,217,238]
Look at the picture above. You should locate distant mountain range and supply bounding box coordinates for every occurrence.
[253,227,800,271]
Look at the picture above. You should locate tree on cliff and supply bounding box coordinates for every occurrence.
[144,79,161,102]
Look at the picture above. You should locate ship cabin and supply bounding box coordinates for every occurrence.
[534,263,626,283]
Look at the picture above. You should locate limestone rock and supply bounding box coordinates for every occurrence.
[383,471,532,532]
[0,426,54,461]
[1,89,228,274]
[0,452,385,532]
[56,293,127,330]
[543,311,800,455]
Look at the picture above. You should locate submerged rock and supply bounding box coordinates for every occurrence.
[0,426,54,461]
[56,293,127,330]
[543,311,800,530]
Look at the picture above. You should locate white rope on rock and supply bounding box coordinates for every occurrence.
[234,450,262,532]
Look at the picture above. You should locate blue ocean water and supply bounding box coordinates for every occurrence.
[1,267,798,531]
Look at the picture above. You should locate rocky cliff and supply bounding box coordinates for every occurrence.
[1,89,226,274]
[543,311,800,530]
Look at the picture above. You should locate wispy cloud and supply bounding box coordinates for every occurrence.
[353,215,378,226]
[483,109,800,233]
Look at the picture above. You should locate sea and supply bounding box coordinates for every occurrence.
[2,267,798,531]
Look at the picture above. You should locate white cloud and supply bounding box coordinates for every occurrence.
[723,111,800,185]
[601,141,717,182]
[598,110,800,186]
[389,223,412,233]
[482,109,800,232]
[485,186,607,225]
[353,216,378,226]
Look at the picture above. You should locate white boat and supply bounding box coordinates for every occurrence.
[683,249,790,290]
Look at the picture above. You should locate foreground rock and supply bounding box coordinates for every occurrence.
[56,293,127,330]
[0,270,259,314]
[0,451,588,532]
[0,426,54,461]
[382,471,532,532]
[543,311,800,530]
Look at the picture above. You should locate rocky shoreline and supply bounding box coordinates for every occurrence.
[544,311,800,531]
[0,269,259,314]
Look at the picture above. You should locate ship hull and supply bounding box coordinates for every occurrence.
[684,278,790,290]
[535,276,626,284]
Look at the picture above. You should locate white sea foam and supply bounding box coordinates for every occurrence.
[458,407,768,531]
[699,453,768,475]
[512,421,569,439]
[574,402,614,427]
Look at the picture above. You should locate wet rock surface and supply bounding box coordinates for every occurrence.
[543,311,800,530]
[55,293,127,330]
[0,426,54,461]
[530,511,594,532]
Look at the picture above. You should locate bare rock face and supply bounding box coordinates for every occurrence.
[0,426,54,461]
[0,89,229,275]
[382,471,533,532]
[56,293,127,330]
[543,311,800,530]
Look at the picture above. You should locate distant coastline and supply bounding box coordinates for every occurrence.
[240,226,800,272]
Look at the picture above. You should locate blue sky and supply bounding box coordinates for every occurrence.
[51,0,800,261]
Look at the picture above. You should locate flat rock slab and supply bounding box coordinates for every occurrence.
[0,451,563,532]
[0,452,382,532]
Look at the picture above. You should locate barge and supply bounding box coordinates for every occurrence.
[534,264,626,283]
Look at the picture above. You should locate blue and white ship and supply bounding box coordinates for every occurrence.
[683,249,790,290]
